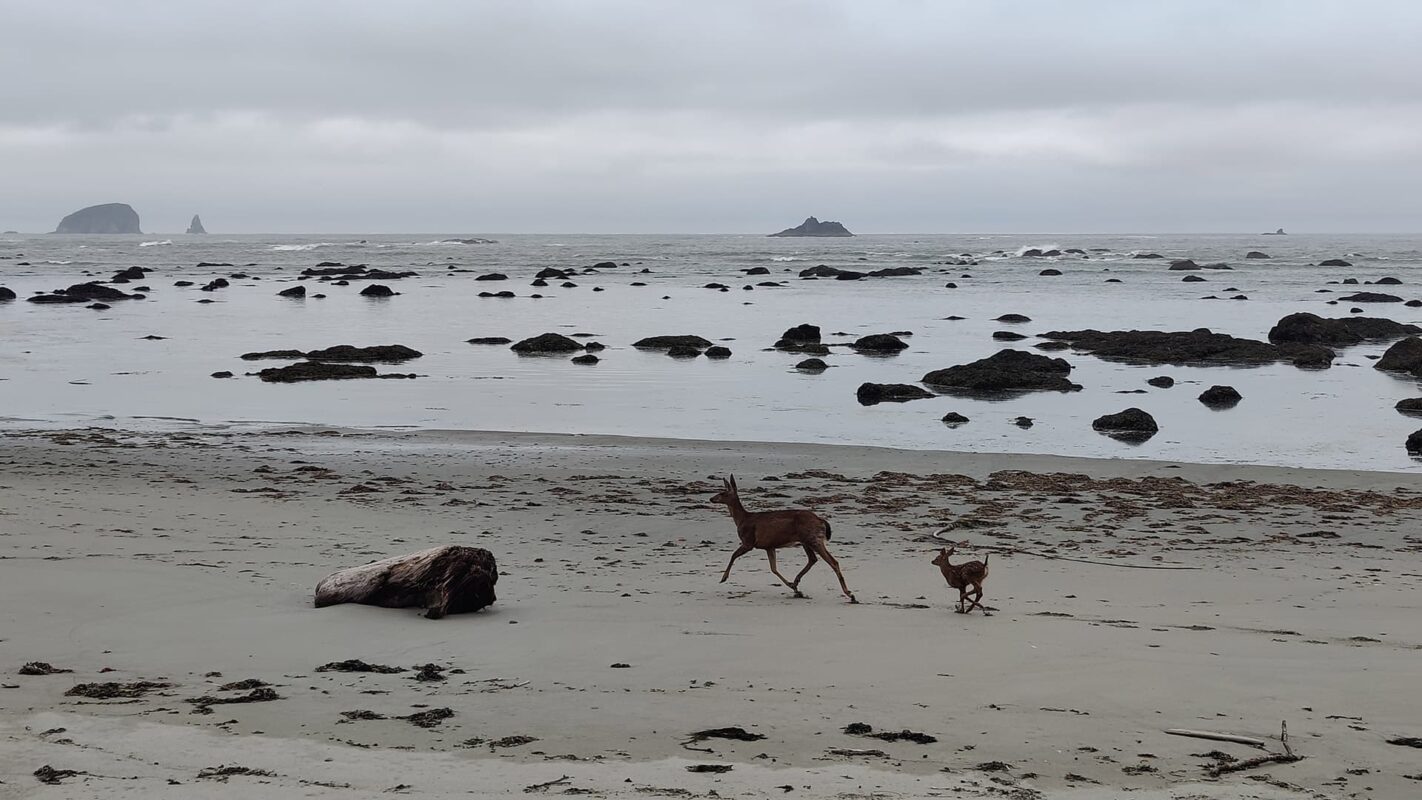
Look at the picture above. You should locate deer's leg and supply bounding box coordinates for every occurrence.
[766,549,803,597]
[969,585,989,615]
[812,540,857,604]
[790,544,819,590]
[719,543,752,583]
[955,587,968,613]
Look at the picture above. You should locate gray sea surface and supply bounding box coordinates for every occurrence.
[2,231,1420,472]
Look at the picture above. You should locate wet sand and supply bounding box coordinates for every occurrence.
[1,426,1420,798]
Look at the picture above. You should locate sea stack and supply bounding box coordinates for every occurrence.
[769,216,854,237]
[187,214,207,234]
[53,203,142,234]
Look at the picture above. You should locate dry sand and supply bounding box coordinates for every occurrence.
[1,426,1420,799]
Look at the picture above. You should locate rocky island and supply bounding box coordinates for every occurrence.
[769,216,854,237]
[186,214,207,234]
[53,203,142,234]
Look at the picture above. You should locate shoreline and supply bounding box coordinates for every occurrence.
[1,425,1420,798]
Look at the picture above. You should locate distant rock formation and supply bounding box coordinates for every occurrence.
[53,203,141,234]
[187,214,207,234]
[1262,228,1287,235]
[769,217,853,237]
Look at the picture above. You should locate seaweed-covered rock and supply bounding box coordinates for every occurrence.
[571,354,599,365]
[704,346,732,359]
[305,344,422,362]
[941,412,970,426]
[1376,337,1422,377]
[1246,251,1270,259]
[1394,398,1422,415]
[995,314,1031,323]
[466,337,512,345]
[922,349,1081,395]
[795,358,828,372]
[360,284,397,297]
[780,323,822,343]
[850,333,909,353]
[1198,385,1243,407]
[992,331,1027,340]
[1339,292,1402,303]
[857,383,933,405]
[315,545,497,619]
[1147,376,1175,388]
[868,267,921,277]
[632,335,714,349]
[1039,328,1333,369]
[1408,429,1422,455]
[1038,268,1062,276]
[1267,312,1419,346]
[475,273,508,281]
[257,362,380,382]
[1319,259,1352,267]
[667,346,702,358]
[277,285,307,298]
[512,333,583,353]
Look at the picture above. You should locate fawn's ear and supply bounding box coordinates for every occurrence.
[729,474,738,492]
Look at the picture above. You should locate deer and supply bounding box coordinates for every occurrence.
[710,475,857,603]
[932,543,990,615]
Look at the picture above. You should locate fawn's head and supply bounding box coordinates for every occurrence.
[709,475,739,506]
[931,546,956,568]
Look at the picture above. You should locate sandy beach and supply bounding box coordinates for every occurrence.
[2,426,1420,799]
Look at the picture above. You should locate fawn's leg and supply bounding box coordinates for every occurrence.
[955,588,968,613]
[790,544,818,590]
[765,549,802,596]
[720,543,752,583]
[812,540,857,603]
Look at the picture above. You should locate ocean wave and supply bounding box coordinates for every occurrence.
[139,240,172,247]
[771,256,799,262]
[270,243,339,251]
[1014,244,1058,256]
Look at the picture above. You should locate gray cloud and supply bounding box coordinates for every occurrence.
[3,0,1421,232]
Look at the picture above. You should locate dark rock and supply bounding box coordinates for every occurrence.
[241,349,307,360]
[1342,278,1359,285]
[1039,328,1334,369]
[1267,312,1419,346]
[704,282,729,289]
[360,284,397,297]
[305,345,422,362]
[187,214,207,234]
[851,333,909,353]
[174,280,194,287]
[571,354,599,365]
[113,266,146,281]
[304,265,366,277]
[211,371,234,379]
[704,346,732,359]
[795,358,828,371]
[87,303,110,310]
[1394,398,1422,415]
[27,282,139,304]
[1013,416,1034,428]
[1319,259,1352,267]
[1408,430,1422,455]
[1198,385,1243,407]
[1039,268,1062,276]
[769,216,853,237]
[200,278,229,292]
[1021,249,1044,257]
[0,287,16,301]
[591,261,618,269]
[535,267,569,279]
[867,266,921,277]
[1182,275,1206,282]
[1339,292,1402,303]
[278,285,306,298]
[941,412,969,426]
[54,203,141,234]
[1092,407,1158,438]
[361,269,418,280]
[1376,337,1422,376]
[995,314,1031,323]
[857,382,934,405]
[583,341,606,352]
[833,271,866,281]
[992,331,1027,340]
[1147,376,1174,388]
[1133,253,1165,259]
[633,335,714,349]
[466,337,512,345]
[1245,251,1270,259]
[512,333,583,353]
[257,362,382,382]
[780,323,821,343]
[1168,259,1201,270]
[1034,341,1071,351]
[1375,276,1403,285]
[475,273,508,281]
[1407,300,1422,307]
[530,279,548,287]
[667,346,702,358]
[922,349,1082,395]
[798,265,844,278]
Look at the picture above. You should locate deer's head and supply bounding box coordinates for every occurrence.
[710,475,738,506]
[931,546,956,568]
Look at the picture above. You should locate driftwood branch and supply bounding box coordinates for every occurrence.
[929,530,1202,570]
[1164,728,1268,748]
[522,775,571,793]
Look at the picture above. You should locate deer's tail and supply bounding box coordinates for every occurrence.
[823,519,832,541]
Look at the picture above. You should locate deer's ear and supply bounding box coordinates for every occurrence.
[730,475,738,492]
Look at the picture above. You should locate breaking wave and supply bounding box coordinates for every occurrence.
[139,240,172,247]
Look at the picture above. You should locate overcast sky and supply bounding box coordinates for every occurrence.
[4,1,1421,233]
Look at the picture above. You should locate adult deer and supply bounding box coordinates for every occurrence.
[711,475,856,603]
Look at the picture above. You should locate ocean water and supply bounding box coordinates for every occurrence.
[2,232,1420,472]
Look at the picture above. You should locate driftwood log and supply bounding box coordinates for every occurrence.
[314,546,497,619]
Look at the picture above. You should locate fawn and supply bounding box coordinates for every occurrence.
[710,475,856,603]
[932,545,990,615]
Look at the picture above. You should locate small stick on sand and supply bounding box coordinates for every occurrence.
[1184,721,1303,778]
[523,775,572,792]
